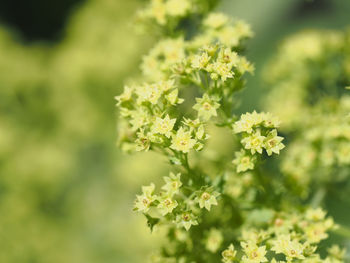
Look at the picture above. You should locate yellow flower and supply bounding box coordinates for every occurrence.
[305,222,329,243]
[237,56,255,74]
[234,20,254,39]
[165,88,184,105]
[134,183,157,213]
[222,244,237,263]
[166,0,191,17]
[210,61,234,81]
[157,195,178,216]
[271,235,305,260]
[170,127,196,153]
[234,113,256,134]
[135,129,151,151]
[264,129,285,156]
[205,228,223,253]
[204,12,229,29]
[193,94,220,121]
[136,83,162,105]
[149,0,166,25]
[241,130,265,155]
[161,172,182,195]
[305,208,326,221]
[176,212,198,231]
[218,47,239,67]
[232,149,256,173]
[191,52,211,69]
[327,245,346,261]
[241,241,268,263]
[152,114,176,138]
[195,189,219,211]
[115,85,133,106]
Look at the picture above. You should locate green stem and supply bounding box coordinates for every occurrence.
[204,72,210,89]
[183,153,191,172]
[332,225,350,239]
[310,187,326,208]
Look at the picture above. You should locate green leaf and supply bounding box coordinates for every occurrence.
[145,214,160,232]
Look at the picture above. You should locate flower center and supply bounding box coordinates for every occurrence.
[202,192,211,200]
[203,102,211,111]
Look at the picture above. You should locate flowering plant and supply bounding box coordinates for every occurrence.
[116,1,348,262]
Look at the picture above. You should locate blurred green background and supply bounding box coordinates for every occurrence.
[0,0,349,262]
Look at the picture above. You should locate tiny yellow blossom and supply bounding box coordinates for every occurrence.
[193,94,220,121]
[161,172,182,195]
[176,212,198,231]
[134,183,157,213]
[157,195,178,216]
[264,129,285,156]
[241,130,266,155]
[210,61,234,81]
[241,241,268,263]
[195,190,219,211]
[115,86,133,106]
[305,222,329,243]
[205,228,223,253]
[135,129,151,151]
[233,149,256,173]
[204,12,229,29]
[170,127,196,153]
[165,88,184,105]
[218,48,239,67]
[191,52,211,69]
[152,114,176,138]
[305,208,326,221]
[271,235,305,260]
[136,83,162,105]
[165,0,191,17]
[222,244,237,263]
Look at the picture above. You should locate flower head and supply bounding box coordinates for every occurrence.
[157,195,178,216]
[233,149,256,173]
[205,228,223,253]
[204,12,229,29]
[195,188,219,211]
[161,172,182,195]
[134,183,157,213]
[241,130,266,155]
[264,129,285,156]
[176,211,198,231]
[152,114,176,138]
[241,241,268,263]
[193,94,220,121]
[222,244,237,263]
[170,127,196,153]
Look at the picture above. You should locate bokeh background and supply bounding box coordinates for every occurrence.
[0,0,349,262]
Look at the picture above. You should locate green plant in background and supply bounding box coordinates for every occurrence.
[0,1,160,262]
[263,30,350,199]
[116,0,348,262]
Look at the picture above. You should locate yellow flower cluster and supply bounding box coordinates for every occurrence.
[137,0,218,28]
[141,13,253,82]
[263,29,350,195]
[220,208,340,263]
[118,1,347,263]
[134,172,181,216]
[232,111,285,173]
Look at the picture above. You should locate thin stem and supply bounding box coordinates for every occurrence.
[183,153,191,172]
[332,224,350,239]
[311,187,326,208]
[204,72,210,89]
